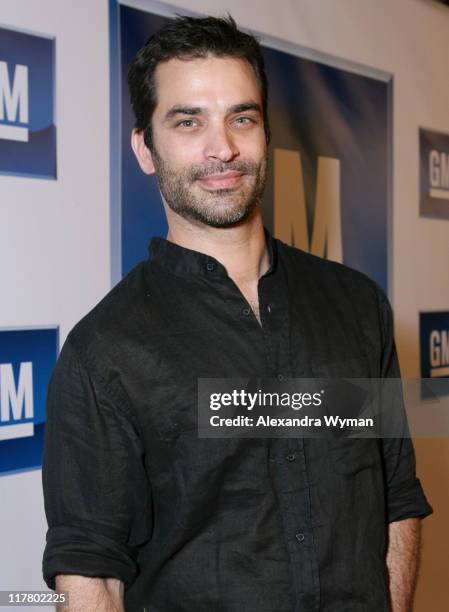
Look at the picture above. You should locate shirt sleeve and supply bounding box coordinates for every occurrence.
[376,286,433,523]
[42,338,153,590]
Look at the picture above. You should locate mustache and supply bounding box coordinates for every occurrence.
[188,160,259,181]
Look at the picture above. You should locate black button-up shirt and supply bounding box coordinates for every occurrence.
[42,230,432,612]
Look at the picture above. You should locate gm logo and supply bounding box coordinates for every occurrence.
[428,150,449,199]
[0,361,34,440]
[0,328,58,476]
[0,61,28,141]
[0,26,56,178]
[420,312,449,379]
[420,128,449,219]
[274,150,342,263]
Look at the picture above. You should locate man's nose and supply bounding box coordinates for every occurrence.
[203,124,239,162]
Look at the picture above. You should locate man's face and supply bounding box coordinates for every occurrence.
[139,55,268,228]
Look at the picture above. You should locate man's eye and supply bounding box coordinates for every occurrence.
[234,116,256,126]
[177,119,198,128]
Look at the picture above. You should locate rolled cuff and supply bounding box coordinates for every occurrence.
[42,525,139,590]
[387,477,433,523]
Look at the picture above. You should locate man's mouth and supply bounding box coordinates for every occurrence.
[197,171,244,189]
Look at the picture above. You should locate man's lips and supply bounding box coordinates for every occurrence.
[197,171,244,188]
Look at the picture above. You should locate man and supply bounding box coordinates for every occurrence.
[42,15,432,612]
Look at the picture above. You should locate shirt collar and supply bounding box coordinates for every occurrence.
[148,227,277,279]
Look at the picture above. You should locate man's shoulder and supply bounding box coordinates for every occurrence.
[275,238,384,303]
[66,260,148,357]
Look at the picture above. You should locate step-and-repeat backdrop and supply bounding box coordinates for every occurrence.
[1,0,448,608]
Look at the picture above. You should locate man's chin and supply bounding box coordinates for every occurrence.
[195,216,249,229]
[177,204,254,228]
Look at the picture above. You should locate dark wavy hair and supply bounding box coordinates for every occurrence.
[127,14,270,150]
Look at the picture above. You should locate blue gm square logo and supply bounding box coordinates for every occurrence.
[420,128,449,220]
[0,328,58,476]
[420,312,449,399]
[420,312,449,379]
[0,26,56,179]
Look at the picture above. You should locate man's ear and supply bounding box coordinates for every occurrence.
[131,129,156,175]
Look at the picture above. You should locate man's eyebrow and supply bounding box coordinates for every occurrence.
[163,101,262,123]
[228,102,262,115]
[163,106,203,121]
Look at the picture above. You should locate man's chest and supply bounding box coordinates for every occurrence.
[107,286,377,448]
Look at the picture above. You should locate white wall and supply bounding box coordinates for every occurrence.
[0,0,110,600]
[0,0,448,609]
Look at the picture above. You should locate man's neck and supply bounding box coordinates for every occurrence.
[165,207,270,285]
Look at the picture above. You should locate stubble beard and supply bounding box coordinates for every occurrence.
[150,145,268,228]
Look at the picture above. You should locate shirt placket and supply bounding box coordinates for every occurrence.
[259,272,321,612]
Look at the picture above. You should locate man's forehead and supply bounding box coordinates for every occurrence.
[153,55,261,111]
[155,54,255,77]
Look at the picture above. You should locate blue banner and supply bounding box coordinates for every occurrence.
[0,328,58,476]
[113,4,390,293]
[420,128,449,220]
[420,311,449,379]
[0,26,56,179]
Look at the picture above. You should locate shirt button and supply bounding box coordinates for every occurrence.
[242,308,251,316]
[267,304,272,313]
[295,533,305,543]
[286,453,296,462]
[277,373,284,381]
[206,263,215,271]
